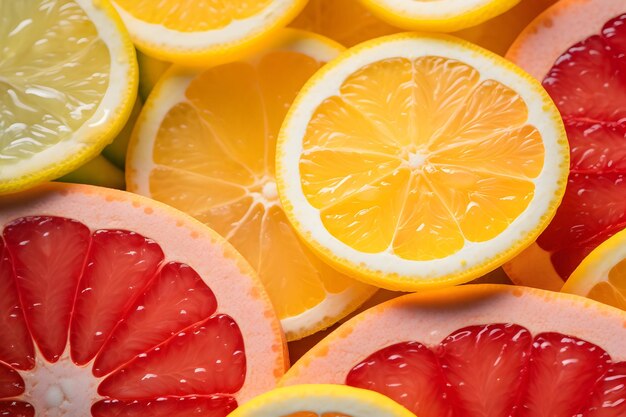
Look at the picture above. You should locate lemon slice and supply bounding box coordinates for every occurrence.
[0,0,137,194]
[228,385,415,417]
[109,0,307,65]
[127,29,375,341]
[563,229,626,310]
[276,33,569,291]
[359,0,520,32]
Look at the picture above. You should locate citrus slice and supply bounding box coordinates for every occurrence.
[563,228,626,310]
[276,33,568,291]
[290,0,557,54]
[126,29,375,341]
[228,384,415,417]
[505,0,626,291]
[281,285,626,417]
[0,0,137,195]
[108,0,307,65]
[0,183,285,416]
[356,0,519,32]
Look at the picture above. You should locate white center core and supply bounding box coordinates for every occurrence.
[21,353,99,417]
[261,181,278,200]
[408,151,427,169]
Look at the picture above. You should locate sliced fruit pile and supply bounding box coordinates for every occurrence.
[282,285,626,417]
[505,0,626,290]
[0,184,284,417]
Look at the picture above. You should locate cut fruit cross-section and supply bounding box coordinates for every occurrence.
[0,0,137,194]
[127,29,376,341]
[227,384,415,417]
[505,0,626,290]
[0,183,285,417]
[109,0,308,65]
[281,285,626,417]
[276,33,568,291]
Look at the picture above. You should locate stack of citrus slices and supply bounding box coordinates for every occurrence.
[2,0,626,416]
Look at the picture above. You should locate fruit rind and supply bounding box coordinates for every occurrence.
[228,384,416,417]
[276,32,569,291]
[359,0,520,32]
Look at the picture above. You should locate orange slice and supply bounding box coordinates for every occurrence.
[0,183,285,416]
[281,285,626,417]
[563,227,626,310]
[108,0,307,65]
[126,30,375,341]
[276,33,569,290]
[228,385,415,417]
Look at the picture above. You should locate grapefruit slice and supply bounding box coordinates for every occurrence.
[505,0,626,290]
[276,33,568,291]
[0,183,285,416]
[126,29,375,341]
[228,384,415,417]
[281,285,626,417]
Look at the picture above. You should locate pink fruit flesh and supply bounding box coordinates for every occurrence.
[347,324,626,417]
[0,216,244,416]
[537,13,626,279]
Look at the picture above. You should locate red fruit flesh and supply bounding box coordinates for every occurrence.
[3,217,91,363]
[70,230,164,365]
[537,13,626,280]
[93,262,218,377]
[98,314,246,399]
[0,216,246,416]
[0,362,24,398]
[0,240,34,371]
[346,324,626,417]
[91,396,237,417]
[0,401,34,417]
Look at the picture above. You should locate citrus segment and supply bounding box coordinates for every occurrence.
[0,240,34,371]
[0,401,34,417]
[127,30,375,340]
[109,0,307,64]
[505,1,626,287]
[92,262,219,378]
[277,34,568,289]
[0,184,285,416]
[92,395,237,417]
[3,216,91,363]
[70,230,164,366]
[0,0,137,194]
[281,286,626,417]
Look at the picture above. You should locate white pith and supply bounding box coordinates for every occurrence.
[277,35,566,284]
[0,184,284,408]
[111,0,295,51]
[128,30,373,337]
[0,0,134,182]
[365,0,493,16]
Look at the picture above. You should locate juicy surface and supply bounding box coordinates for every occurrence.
[148,51,366,325]
[347,324,625,417]
[300,56,543,260]
[537,13,626,280]
[0,0,110,169]
[0,216,244,416]
[112,0,272,31]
